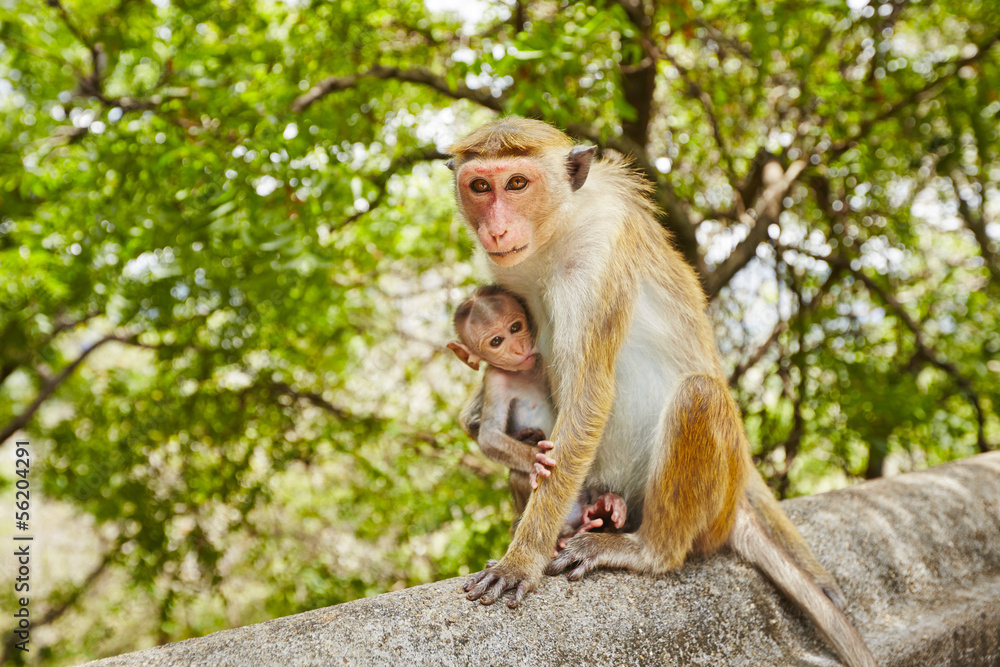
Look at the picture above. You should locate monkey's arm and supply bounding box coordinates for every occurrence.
[458,382,485,440]
[476,381,546,473]
[478,428,546,473]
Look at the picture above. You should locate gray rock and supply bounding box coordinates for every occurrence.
[85,452,1000,666]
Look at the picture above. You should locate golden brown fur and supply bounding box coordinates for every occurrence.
[449,118,876,667]
[448,117,573,159]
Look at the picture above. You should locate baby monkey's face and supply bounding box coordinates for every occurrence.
[469,305,537,372]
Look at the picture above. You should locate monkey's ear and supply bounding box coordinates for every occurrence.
[566,146,596,191]
[447,341,481,371]
[445,159,456,171]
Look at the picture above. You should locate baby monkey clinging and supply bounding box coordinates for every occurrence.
[448,285,627,540]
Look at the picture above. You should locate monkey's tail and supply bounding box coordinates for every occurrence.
[729,500,879,667]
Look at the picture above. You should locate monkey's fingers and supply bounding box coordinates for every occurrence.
[473,571,520,605]
[508,580,532,608]
[547,548,599,581]
[462,560,499,593]
[586,494,628,530]
[463,571,488,593]
[535,453,557,468]
[533,461,552,476]
[601,495,627,529]
[576,517,604,534]
[546,549,577,576]
[466,573,501,603]
[612,507,624,527]
[536,440,555,451]
[530,462,552,489]
[567,560,597,581]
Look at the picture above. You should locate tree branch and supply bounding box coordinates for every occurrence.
[950,173,1000,284]
[829,28,1000,159]
[703,159,808,299]
[792,247,990,453]
[292,65,504,113]
[729,264,843,387]
[326,146,449,233]
[0,334,129,447]
[645,36,735,182]
[268,382,351,420]
[843,261,988,453]
[0,542,117,663]
[609,1,657,148]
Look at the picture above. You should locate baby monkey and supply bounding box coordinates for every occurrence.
[448,285,627,542]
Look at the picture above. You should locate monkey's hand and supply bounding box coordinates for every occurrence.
[555,493,627,550]
[529,440,556,490]
[463,556,542,607]
[580,492,627,530]
[512,427,546,446]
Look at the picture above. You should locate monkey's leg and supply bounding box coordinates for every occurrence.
[548,374,746,579]
[509,471,531,518]
[745,473,846,609]
[512,470,592,551]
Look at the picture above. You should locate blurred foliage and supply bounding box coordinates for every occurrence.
[0,0,997,663]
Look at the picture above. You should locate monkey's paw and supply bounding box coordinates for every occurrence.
[512,427,546,446]
[580,492,627,530]
[545,533,617,581]
[463,558,541,607]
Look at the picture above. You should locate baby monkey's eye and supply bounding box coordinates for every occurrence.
[470,179,491,193]
[510,321,523,334]
[490,336,504,347]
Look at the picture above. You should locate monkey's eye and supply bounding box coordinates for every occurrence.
[489,336,504,348]
[470,179,491,193]
[506,175,528,191]
[510,321,522,334]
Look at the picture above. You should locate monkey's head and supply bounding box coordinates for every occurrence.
[446,118,596,267]
[447,285,537,372]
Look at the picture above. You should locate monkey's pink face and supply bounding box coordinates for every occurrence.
[456,159,553,267]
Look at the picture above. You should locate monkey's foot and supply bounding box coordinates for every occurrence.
[464,557,541,607]
[546,532,644,581]
[556,517,603,552]
[580,492,627,530]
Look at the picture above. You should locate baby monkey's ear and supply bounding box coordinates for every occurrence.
[447,341,482,371]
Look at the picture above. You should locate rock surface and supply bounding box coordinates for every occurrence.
[86,452,1000,666]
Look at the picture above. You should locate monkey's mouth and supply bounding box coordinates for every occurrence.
[488,244,528,258]
[516,353,538,370]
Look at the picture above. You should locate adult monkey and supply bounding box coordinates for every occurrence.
[446,118,876,667]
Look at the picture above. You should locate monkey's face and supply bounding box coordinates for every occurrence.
[455,158,557,267]
[469,306,537,372]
